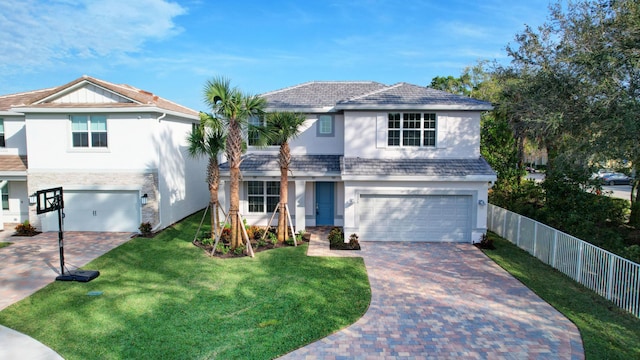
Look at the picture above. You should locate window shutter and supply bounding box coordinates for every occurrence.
[376,113,387,148]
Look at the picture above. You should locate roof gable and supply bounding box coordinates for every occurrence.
[2,76,198,117]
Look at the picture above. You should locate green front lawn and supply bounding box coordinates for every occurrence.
[482,233,640,359]
[0,211,370,359]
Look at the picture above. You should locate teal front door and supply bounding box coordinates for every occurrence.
[315,182,334,225]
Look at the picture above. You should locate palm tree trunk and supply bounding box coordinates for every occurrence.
[228,119,243,249]
[278,142,290,242]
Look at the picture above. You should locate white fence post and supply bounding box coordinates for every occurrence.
[576,242,584,283]
[516,215,521,246]
[606,254,615,301]
[551,231,558,268]
[533,222,538,257]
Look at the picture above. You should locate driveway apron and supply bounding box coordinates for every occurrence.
[0,231,132,311]
[282,241,584,359]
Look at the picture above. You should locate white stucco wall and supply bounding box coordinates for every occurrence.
[156,116,209,228]
[343,111,480,159]
[25,113,159,170]
[2,116,28,155]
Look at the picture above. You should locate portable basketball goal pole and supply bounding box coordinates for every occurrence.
[35,187,99,282]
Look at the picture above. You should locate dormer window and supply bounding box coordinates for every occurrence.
[388,112,436,147]
[71,115,108,148]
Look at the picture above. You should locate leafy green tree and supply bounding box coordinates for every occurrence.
[186,113,226,240]
[504,0,640,225]
[203,77,266,249]
[265,112,307,242]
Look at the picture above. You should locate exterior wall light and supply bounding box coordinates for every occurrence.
[478,200,486,206]
[29,193,37,205]
[141,193,148,206]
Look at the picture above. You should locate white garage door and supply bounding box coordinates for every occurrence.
[359,195,471,242]
[42,190,139,232]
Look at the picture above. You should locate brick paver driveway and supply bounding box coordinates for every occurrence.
[283,241,584,359]
[0,231,132,311]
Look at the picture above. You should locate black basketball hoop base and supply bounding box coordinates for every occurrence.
[56,270,100,282]
[36,187,100,283]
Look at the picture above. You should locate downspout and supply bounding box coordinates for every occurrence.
[150,112,167,231]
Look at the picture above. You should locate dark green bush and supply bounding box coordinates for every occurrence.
[327,227,344,246]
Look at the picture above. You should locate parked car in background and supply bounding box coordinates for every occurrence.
[601,173,631,185]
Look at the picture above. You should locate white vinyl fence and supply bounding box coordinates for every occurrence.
[488,204,640,318]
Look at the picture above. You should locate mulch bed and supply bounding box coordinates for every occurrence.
[193,236,309,258]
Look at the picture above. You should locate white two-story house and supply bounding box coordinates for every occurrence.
[0,76,208,233]
[219,81,496,243]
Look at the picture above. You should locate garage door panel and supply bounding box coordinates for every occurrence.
[42,190,139,232]
[359,195,471,242]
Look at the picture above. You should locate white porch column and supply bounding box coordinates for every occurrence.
[294,180,306,231]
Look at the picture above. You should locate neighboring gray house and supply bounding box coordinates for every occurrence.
[0,76,208,232]
[219,81,496,243]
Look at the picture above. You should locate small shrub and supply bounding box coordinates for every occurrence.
[15,221,38,236]
[285,237,296,246]
[215,243,229,255]
[246,225,262,240]
[233,245,246,255]
[476,233,495,250]
[268,232,277,246]
[200,236,213,246]
[256,239,267,248]
[138,222,152,236]
[328,227,344,246]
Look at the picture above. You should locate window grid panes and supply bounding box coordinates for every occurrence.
[248,181,280,213]
[318,115,332,135]
[71,115,107,148]
[248,116,262,146]
[387,112,436,147]
[388,113,401,146]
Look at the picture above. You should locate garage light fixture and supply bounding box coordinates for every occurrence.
[29,193,37,205]
[478,200,486,206]
[141,193,148,205]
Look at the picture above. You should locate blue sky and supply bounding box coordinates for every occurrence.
[0,0,551,111]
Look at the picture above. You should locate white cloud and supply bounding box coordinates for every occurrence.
[0,0,186,74]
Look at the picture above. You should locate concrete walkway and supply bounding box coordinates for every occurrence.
[281,230,585,359]
[0,229,132,360]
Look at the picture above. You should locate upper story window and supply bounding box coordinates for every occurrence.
[71,115,108,148]
[0,119,5,147]
[317,115,334,137]
[247,181,279,213]
[388,112,436,147]
[248,116,263,146]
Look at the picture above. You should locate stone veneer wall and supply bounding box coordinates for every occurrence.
[27,171,159,231]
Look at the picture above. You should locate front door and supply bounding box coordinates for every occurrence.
[315,182,334,225]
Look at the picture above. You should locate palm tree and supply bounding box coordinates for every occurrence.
[265,112,307,242]
[186,112,225,240]
[203,77,266,249]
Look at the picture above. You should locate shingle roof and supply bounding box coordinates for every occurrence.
[342,157,496,177]
[0,155,28,172]
[261,81,492,111]
[220,154,341,174]
[261,81,387,110]
[220,154,495,179]
[337,83,492,110]
[1,76,198,117]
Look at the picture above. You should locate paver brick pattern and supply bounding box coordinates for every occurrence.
[282,233,584,359]
[0,230,132,311]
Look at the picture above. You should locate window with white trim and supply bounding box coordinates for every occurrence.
[387,112,436,147]
[317,115,334,136]
[248,116,263,146]
[248,181,280,213]
[71,115,108,148]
